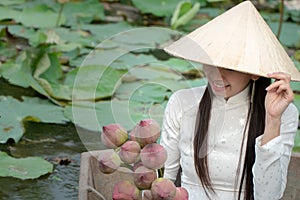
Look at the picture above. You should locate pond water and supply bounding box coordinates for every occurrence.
[0,122,89,200]
[0,78,103,200]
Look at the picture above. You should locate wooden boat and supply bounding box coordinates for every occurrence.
[78,150,300,200]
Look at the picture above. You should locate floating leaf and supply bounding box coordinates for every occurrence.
[110,27,176,49]
[80,22,132,42]
[0,152,53,180]
[64,65,124,101]
[0,0,25,6]
[52,27,94,46]
[15,5,65,28]
[286,8,300,23]
[162,57,200,73]
[268,21,300,48]
[61,0,105,26]
[130,83,171,103]
[7,25,48,47]
[110,53,161,70]
[294,93,300,113]
[207,0,226,2]
[0,6,19,21]
[293,129,300,152]
[128,65,182,80]
[131,0,181,17]
[0,96,68,143]
[65,98,165,135]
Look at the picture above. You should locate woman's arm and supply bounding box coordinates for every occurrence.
[160,92,182,181]
[262,72,295,145]
[253,72,299,199]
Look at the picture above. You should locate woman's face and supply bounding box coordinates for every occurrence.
[203,65,253,99]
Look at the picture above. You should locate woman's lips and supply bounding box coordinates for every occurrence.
[211,80,230,93]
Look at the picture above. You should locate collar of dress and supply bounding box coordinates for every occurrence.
[213,84,250,105]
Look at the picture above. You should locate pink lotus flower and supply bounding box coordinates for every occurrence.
[151,178,177,200]
[112,180,140,200]
[101,124,128,149]
[133,161,144,171]
[134,166,157,190]
[130,119,160,147]
[98,149,121,174]
[173,187,189,200]
[119,140,141,164]
[140,143,167,170]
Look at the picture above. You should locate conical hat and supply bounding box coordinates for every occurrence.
[164,1,300,81]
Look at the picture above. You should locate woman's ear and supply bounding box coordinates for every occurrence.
[251,75,259,81]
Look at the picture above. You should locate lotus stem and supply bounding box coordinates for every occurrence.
[277,0,284,39]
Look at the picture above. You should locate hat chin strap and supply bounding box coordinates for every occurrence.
[250,80,256,112]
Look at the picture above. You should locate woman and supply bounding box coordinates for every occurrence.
[160,1,300,200]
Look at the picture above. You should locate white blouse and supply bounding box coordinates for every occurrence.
[160,86,299,200]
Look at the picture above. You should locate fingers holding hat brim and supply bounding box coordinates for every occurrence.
[266,72,294,101]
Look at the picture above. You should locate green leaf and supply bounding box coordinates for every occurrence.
[15,5,65,28]
[115,81,172,103]
[128,65,182,80]
[48,27,95,48]
[0,52,37,88]
[0,6,20,21]
[64,100,164,133]
[80,22,132,42]
[0,152,53,180]
[162,57,199,72]
[171,1,200,29]
[62,0,105,26]
[64,65,124,100]
[34,53,63,84]
[130,84,171,103]
[0,0,24,6]
[293,129,300,152]
[294,94,300,113]
[286,8,300,23]
[0,96,68,143]
[110,53,161,70]
[206,0,226,2]
[7,25,47,47]
[109,27,176,49]
[0,5,64,28]
[171,1,192,26]
[268,21,300,48]
[132,0,181,17]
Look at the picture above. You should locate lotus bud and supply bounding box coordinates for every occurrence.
[119,140,141,164]
[98,149,121,174]
[140,143,167,170]
[112,180,140,200]
[133,161,144,171]
[151,178,177,200]
[101,124,128,148]
[142,190,153,200]
[134,166,157,190]
[130,119,160,147]
[173,187,189,200]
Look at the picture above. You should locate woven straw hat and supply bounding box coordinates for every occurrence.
[164,1,300,81]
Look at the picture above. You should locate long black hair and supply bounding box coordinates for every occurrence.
[193,77,271,200]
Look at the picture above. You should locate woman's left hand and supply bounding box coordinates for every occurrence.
[265,72,294,119]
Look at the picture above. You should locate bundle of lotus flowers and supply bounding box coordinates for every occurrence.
[98,118,188,200]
